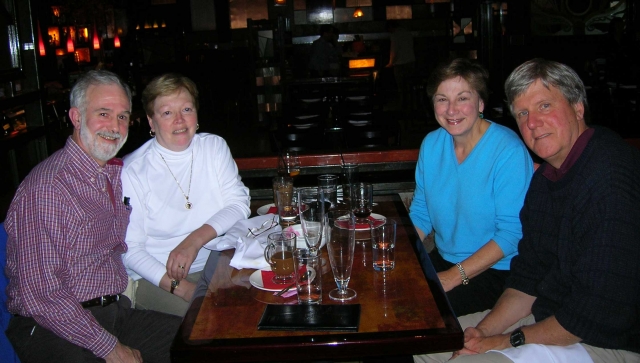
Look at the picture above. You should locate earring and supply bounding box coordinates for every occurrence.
[149,130,156,137]
[196,123,200,131]
[479,112,484,119]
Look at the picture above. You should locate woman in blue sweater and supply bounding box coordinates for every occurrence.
[409,58,533,315]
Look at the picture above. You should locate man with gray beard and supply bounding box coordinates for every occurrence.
[4,70,181,363]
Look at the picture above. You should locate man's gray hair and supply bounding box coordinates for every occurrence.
[69,70,132,117]
[505,58,589,123]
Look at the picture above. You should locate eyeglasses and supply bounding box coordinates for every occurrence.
[246,216,278,238]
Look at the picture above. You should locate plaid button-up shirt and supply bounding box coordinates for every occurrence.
[5,137,130,358]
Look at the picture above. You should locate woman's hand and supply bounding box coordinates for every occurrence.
[167,238,200,281]
[173,279,196,302]
[166,225,217,280]
[437,268,460,292]
[160,274,196,302]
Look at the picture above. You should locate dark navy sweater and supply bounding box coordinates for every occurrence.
[507,127,640,353]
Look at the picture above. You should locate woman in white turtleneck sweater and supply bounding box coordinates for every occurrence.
[121,73,250,316]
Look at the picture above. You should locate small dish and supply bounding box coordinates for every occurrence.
[334,213,386,231]
[249,268,317,292]
[295,115,319,119]
[257,203,276,216]
[249,269,281,292]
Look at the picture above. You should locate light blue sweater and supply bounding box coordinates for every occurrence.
[409,122,533,270]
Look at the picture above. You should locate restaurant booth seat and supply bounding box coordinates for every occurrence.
[0,222,21,362]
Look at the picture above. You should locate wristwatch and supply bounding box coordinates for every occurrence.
[509,328,525,347]
[170,279,180,294]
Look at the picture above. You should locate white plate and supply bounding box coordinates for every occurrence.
[249,267,317,292]
[295,115,318,119]
[282,224,327,249]
[293,123,314,130]
[301,98,322,103]
[257,203,276,216]
[348,120,370,126]
[347,96,367,101]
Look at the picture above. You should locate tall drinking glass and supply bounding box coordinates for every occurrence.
[327,214,357,301]
[350,182,373,224]
[297,187,326,256]
[317,174,339,209]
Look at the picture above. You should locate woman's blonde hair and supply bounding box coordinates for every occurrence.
[141,73,199,117]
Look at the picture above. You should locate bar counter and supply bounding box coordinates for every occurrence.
[235,149,420,199]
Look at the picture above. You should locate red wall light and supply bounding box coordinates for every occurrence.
[93,24,100,50]
[114,34,121,48]
[66,36,74,53]
[37,21,46,56]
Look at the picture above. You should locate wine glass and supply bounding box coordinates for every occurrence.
[297,187,326,256]
[350,182,373,224]
[327,213,357,301]
[278,151,301,178]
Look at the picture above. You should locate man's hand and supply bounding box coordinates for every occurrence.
[105,341,142,363]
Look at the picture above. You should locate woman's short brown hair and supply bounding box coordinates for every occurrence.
[141,73,199,117]
[426,58,490,105]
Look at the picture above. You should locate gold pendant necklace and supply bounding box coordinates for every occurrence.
[159,150,194,210]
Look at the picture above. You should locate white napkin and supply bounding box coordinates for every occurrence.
[211,214,281,270]
[490,343,593,363]
[203,214,278,252]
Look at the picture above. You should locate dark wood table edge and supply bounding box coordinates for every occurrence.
[171,195,463,362]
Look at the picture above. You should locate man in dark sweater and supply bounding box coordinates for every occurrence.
[415,59,640,363]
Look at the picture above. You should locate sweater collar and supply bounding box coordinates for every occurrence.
[541,128,594,181]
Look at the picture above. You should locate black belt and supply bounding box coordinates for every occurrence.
[80,294,120,308]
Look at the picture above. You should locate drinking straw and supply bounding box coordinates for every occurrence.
[269,131,287,167]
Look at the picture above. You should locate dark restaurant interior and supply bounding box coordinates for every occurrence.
[1,0,639,221]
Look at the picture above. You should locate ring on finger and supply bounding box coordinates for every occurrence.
[178,265,185,269]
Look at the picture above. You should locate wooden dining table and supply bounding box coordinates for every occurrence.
[170,194,462,362]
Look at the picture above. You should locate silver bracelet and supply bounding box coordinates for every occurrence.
[455,263,470,285]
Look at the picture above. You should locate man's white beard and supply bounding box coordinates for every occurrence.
[79,117,128,162]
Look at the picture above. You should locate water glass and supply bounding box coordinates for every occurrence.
[327,214,357,301]
[350,182,373,224]
[317,174,339,209]
[298,187,326,256]
[264,231,297,284]
[370,220,397,272]
[272,176,293,206]
[276,190,297,227]
[293,249,323,305]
